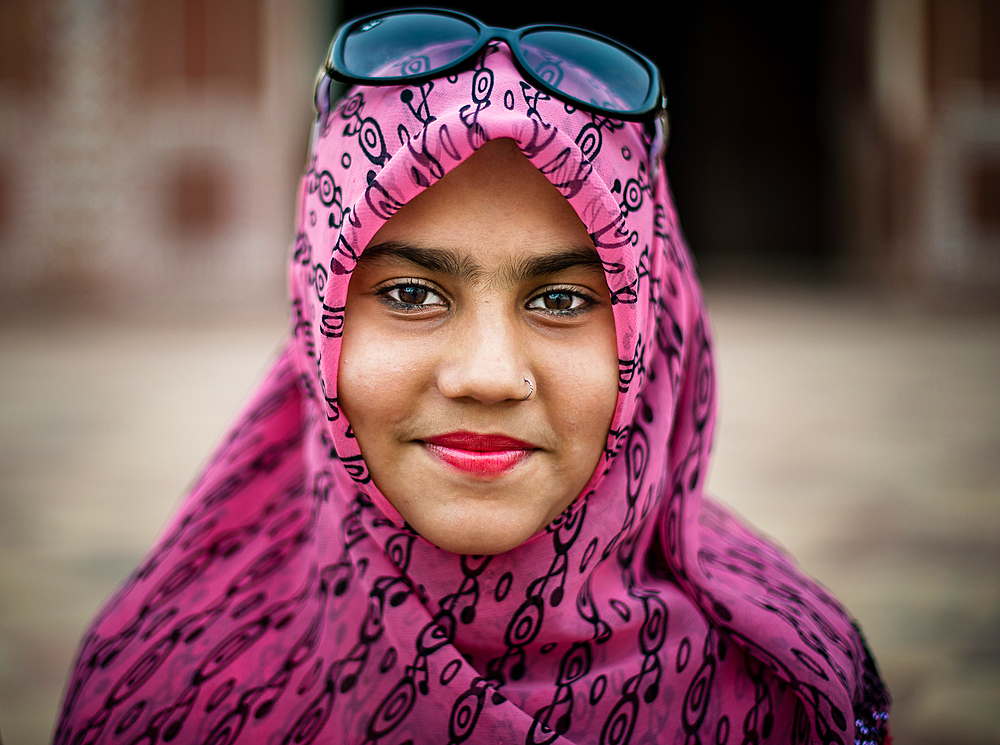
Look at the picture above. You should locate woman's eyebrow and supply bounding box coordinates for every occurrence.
[506,244,603,281]
[359,240,603,282]
[359,241,480,281]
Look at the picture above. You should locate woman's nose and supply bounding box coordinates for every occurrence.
[436,308,530,405]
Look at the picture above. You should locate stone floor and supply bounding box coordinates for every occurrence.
[0,284,997,744]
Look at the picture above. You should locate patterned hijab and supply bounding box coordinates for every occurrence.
[56,45,889,745]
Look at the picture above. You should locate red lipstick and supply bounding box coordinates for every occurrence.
[422,431,535,477]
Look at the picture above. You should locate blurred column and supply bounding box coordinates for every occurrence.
[924,0,1000,297]
[0,0,66,295]
[45,0,117,295]
[872,0,931,286]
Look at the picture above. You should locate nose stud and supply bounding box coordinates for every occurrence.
[522,377,534,401]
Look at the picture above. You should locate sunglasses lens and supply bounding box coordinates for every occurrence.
[342,12,480,78]
[519,30,653,113]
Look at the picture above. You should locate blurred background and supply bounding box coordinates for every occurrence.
[0,1,997,743]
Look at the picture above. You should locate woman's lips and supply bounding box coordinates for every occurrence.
[421,431,535,477]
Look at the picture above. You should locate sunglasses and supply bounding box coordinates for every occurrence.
[322,7,666,121]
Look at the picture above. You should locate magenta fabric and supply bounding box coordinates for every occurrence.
[56,46,889,744]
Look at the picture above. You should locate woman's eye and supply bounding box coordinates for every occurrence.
[394,285,428,305]
[527,290,591,313]
[382,283,444,308]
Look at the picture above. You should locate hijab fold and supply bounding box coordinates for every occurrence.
[56,45,889,745]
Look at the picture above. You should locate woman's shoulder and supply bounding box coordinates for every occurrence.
[673,495,891,745]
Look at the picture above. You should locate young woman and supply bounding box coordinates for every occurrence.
[55,10,890,744]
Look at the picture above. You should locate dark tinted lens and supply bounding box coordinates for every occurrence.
[519,30,652,112]
[342,12,480,78]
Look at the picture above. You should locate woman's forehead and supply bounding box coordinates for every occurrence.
[359,138,599,272]
[375,137,582,219]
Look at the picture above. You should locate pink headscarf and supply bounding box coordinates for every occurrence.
[56,45,889,744]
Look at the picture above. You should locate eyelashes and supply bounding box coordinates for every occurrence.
[379,281,446,309]
[374,279,600,317]
[526,289,594,314]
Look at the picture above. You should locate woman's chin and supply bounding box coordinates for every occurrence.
[406,505,553,556]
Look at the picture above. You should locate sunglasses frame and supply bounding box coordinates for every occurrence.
[324,7,666,121]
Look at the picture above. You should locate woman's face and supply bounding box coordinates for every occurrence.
[338,138,619,555]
